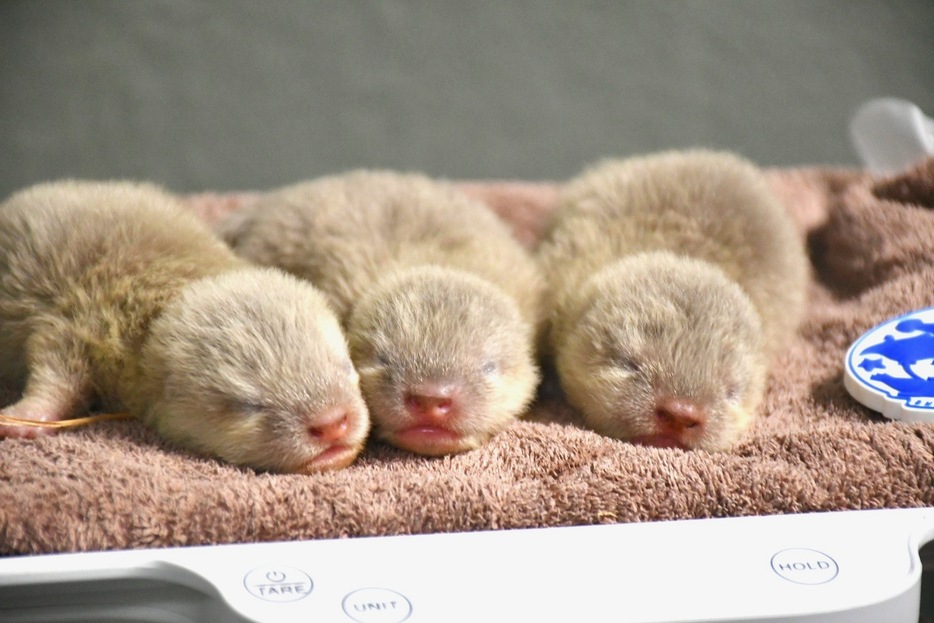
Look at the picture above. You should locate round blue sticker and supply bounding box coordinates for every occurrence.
[844,307,934,422]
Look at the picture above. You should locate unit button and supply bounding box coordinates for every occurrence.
[342,587,413,623]
[770,548,839,585]
[243,566,313,602]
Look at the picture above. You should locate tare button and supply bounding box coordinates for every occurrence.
[342,587,413,623]
[770,548,839,585]
[243,565,314,602]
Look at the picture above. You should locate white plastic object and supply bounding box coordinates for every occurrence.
[845,307,934,424]
[850,98,934,175]
[0,507,931,622]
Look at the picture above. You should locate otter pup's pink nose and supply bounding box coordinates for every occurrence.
[654,398,707,433]
[404,384,456,423]
[307,410,351,443]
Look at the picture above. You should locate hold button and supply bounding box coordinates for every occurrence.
[770,548,839,585]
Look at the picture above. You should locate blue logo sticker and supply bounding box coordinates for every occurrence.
[845,307,934,417]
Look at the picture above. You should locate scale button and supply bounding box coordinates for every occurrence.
[342,587,413,623]
[770,548,839,585]
[243,565,313,602]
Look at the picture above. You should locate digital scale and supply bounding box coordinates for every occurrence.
[0,507,932,622]
[3,144,934,622]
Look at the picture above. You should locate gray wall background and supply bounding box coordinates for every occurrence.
[2,1,932,198]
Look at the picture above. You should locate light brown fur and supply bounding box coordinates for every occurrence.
[221,170,543,455]
[538,150,809,451]
[0,180,369,472]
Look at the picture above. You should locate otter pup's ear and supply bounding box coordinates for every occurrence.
[214,207,256,249]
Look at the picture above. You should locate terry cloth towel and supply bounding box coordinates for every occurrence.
[1,158,933,555]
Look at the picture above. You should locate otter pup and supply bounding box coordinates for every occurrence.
[537,150,809,451]
[221,170,543,456]
[0,180,369,473]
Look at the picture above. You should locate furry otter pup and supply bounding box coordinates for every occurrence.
[537,150,809,451]
[221,170,543,456]
[0,180,369,473]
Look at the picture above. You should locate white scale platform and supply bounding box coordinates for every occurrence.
[0,506,931,622]
[5,100,934,623]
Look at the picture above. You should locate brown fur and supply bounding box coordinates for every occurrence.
[538,150,810,451]
[0,180,369,472]
[221,170,543,455]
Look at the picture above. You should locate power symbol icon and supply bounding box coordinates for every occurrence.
[244,566,313,602]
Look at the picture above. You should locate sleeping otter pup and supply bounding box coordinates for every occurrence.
[0,180,369,473]
[221,170,543,456]
[537,150,809,451]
